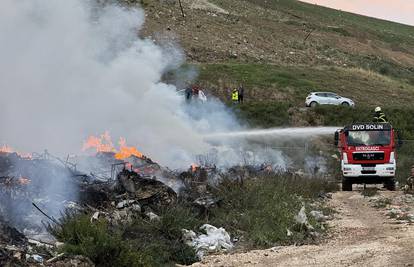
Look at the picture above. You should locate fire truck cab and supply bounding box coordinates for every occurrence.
[335,122,399,191]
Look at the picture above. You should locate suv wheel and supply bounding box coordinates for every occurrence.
[341,102,350,106]
[310,101,318,107]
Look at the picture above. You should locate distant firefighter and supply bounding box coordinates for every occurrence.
[231,88,239,103]
[238,84,244,103]
[181,84,207,103]
[373,106,388,123]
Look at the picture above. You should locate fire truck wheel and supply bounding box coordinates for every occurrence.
[384,179,396,191]
[342,178,352,191]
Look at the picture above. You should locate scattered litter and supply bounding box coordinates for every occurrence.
[318,192,332,199]
[193,195,220,209]
[116,199,135,209]
[26,254,43,263]
[310,210,331,222]
[295,206,307,225]
[388,208,400,216]
[90,211,100,222]
[145,211,160,222]
[270,246,282,252]
[295,206,314,231]
[183,224,233,258]
[131,204,141,212]
[46,252,65,263]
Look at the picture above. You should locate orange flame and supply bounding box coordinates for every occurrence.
[82,131,116,153]
[0,145,13,153]
[115,137,143,160]
[83,132,144,160]
[17,176,31,185]
[191,163,199,172]
[0,145,32,159]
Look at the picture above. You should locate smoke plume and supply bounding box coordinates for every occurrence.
[0,0,337,172]
[0,0,240,169]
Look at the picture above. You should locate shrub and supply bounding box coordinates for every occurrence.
[123,205,200,265]
[50,214,150,267]
[208,174,338,247]
[236,102,292,127]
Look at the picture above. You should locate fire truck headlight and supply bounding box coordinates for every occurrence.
[343,153,348,164]
[389,152,395,164]
[344,167,352,171]
[386,167,395,171]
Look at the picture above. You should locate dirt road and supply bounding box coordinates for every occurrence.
[192,189,414,267]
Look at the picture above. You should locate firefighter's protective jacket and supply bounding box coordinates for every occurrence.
[373,111,388,123]
[232,90,239,101]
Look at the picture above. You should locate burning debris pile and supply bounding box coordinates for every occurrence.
[0,150,89,265]
[0,133,336,266]
[0,143,337,266]
[0,151,79,234]
[0,219,28,266]
[0,145,181,265]
[0,143,239,265]
[80,169,178,225]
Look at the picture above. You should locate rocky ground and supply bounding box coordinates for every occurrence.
[192,187,414,267]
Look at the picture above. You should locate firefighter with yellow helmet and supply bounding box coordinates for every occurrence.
[373,106,388,123]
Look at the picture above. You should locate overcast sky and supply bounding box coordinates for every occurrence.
[300,0,414,26]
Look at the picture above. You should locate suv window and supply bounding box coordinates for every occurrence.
[326,93,338,98]
[315,93,326,97]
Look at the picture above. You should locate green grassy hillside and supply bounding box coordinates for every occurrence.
[140,0,414,105]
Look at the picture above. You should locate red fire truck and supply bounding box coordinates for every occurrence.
[335,122,400,191]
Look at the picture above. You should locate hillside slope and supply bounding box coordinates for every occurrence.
[137,0,414,109]
[141,0,414,78]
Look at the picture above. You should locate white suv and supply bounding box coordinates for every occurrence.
[305,92,354,107]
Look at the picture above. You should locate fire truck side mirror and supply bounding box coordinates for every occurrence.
[334,131,339,146]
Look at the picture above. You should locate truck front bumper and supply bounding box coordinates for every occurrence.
[342,163,396,178]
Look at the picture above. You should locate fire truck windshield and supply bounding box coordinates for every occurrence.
[346,130,391,146]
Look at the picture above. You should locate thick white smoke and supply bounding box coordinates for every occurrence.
[0,0,239,169]
[0,0,337,172]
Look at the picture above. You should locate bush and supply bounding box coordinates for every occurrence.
[312,105,371,126]
[50,214,151,267]
[236,102,292,127]
[208,174,338,247]
[123,205,200,265]
[50,208,198,266]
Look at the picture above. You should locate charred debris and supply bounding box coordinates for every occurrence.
[0,149,299,265]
